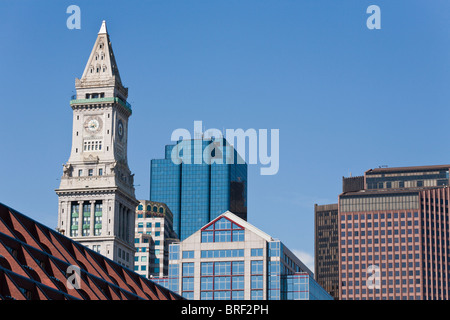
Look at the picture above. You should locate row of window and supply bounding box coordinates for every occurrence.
[137,204,165,214]
[84,140,102,151]
[134,265,161,273]
[201,217,245,243]
[85,92,105,99]
[70,202,102,237]
[137,222,161,228]
[77,168,104,177]
[89,65,108,74]
[342,220,419,229]
[180,261,264,300]
[135,247,162,254]
[134,238,161,245]
[201,230,244,243]
[341,212,419,221]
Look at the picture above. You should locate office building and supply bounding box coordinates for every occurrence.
[339,164,450,300]
[134,200,179,278]
[55,21,138,268]
[153,211,332,300]
[314,203,339,299]
[0,202,182,300]
[150,138,247,240]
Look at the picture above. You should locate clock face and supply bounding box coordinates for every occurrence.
[118,119,124,140]
[84,116,102,134]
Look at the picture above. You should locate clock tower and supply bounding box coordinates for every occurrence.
[56,21,138,268]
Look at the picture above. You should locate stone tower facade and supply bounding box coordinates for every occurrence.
[56,21,138,269]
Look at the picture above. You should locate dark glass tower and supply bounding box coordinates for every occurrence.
[150,138,247,240]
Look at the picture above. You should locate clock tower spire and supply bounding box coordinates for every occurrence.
[56,21,138,268]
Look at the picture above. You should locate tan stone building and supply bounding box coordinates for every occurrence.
[134,200,179,278]
[56,21,138,269]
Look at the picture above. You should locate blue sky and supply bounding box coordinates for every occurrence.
[1,0,450,270]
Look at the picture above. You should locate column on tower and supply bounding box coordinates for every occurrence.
[77,201,84,236]
[90,200,96,236]
[118,202,123,240]
[125,208,129,242]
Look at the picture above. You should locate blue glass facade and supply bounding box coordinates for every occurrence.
[267,241,333,300]
[150,138,247,240]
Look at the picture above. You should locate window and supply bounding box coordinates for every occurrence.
[78,169,83,177]
[84,140,103,152]
[251,261,264,274]
[99,168,103,176]
[70,203,79,237]
[182,263,195,297]
[88,169,93,176]
[182,251,195,259]
[269,242,281,257]
[251,248,264,257]
[200,261,245,300]
[201,217,245,243]
[215,262,231,275]
[201,277,213,291]
[215,276,231,290]
[251,261,264,299]
[200,249,244,258]
[169,244,180,260]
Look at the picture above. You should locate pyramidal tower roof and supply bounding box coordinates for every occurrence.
[98,19,108,34]
[76,20,126,96]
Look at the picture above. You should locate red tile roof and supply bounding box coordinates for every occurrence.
[0,202,183,300]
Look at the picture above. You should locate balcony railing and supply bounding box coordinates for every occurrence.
[70,96,132,113]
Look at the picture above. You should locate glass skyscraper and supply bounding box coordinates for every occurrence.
[150,138,247,240]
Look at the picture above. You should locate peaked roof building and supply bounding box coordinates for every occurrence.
[153,211,332,300]
[77,20,125,96]
[0,202,183,300]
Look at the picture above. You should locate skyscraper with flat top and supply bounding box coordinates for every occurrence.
[314,203,339,299]
[150,138,247,241]
[339,164,450,300]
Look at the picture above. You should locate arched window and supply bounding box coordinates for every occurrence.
[138,204,143,211]
[159,207,164,213]
[147,205,151,211]
[153,206,158,212]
